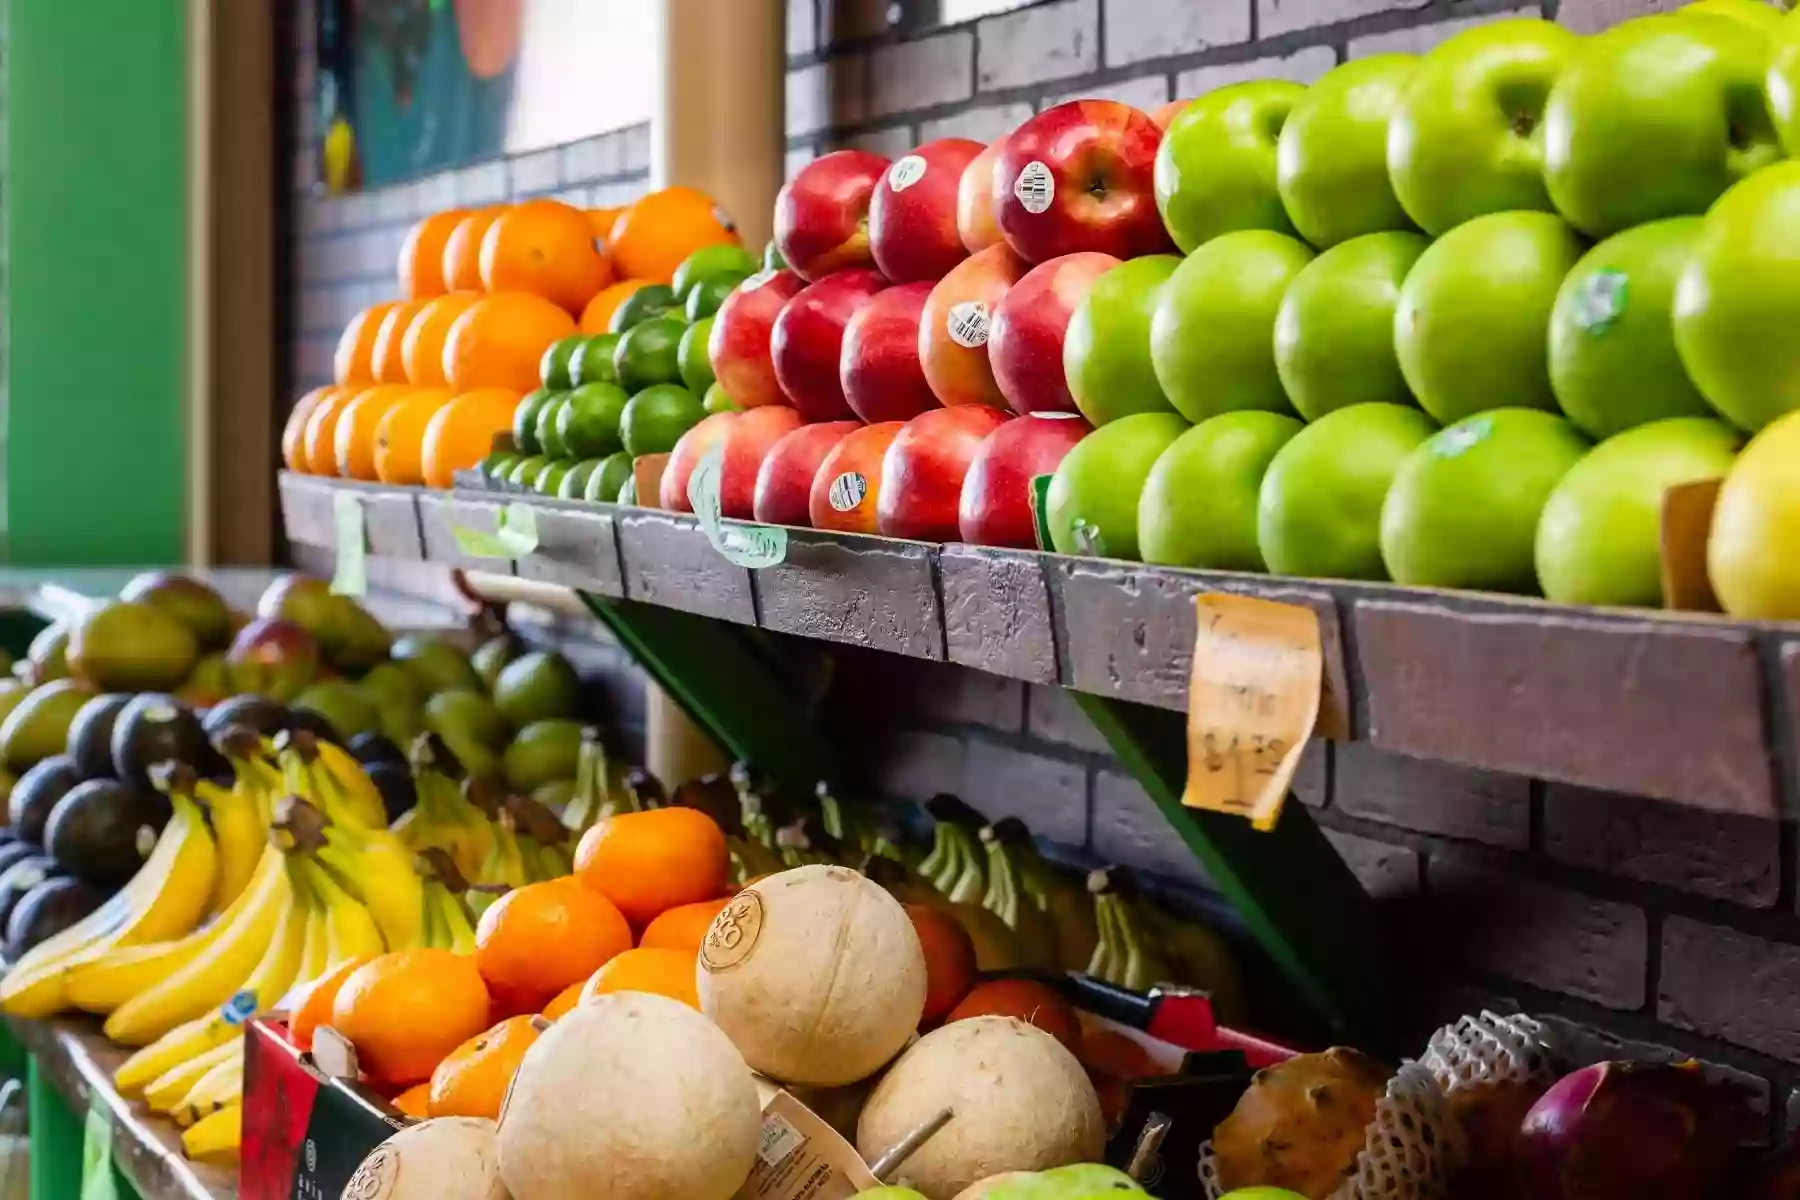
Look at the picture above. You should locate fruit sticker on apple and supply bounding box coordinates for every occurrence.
[810,422,905,534]
[993,101,1175,264]
[753,421,860,527]
[920,244,1029,409]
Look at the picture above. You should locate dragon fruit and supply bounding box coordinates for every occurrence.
[1212,1048,1391,1198]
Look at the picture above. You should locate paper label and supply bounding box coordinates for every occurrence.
[827,472,867,513]
[331,490,368,597]
[1182,593,1323,832]
[80,1099,118,1200]
[689,446,789,569]
[1660,478,1724,613]
[947,301,990,348]
[888,155,927,192]
[701,890,765,972]
[450,502,540,559]
[733,1091,879,1200]
[1571,268,1628,334]
[634,454,671,510]
[1014,160,1055,214]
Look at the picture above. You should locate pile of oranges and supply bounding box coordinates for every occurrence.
[281,187,740,489]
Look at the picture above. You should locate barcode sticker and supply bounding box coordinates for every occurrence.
[1014,160,1055,214]
[758,1111,803,1168]
[888,155,927,192]
[828,472,868,512]
[948,301,990,348]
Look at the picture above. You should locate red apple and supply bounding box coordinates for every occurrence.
[919,243,1029,409]
[774,150,891,281]
[720,406,805,519]
[993,100,1173,263]
[959,411,1093,548]
[660,411,739,512]
[878,405,1013,542]
[989,252,1120,415]
[709,269,807,409]
[771,269,888,422]
[958,141,1005,253]
[754,420,861,526]
[1153,98,1193,130]
[809,421,904,534]
[870,138,985,283]
[841,282,942,424]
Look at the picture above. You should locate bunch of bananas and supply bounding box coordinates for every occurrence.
[1083,867,1245,1021]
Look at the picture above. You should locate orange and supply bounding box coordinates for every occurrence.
[392,1082,432,1119]
[303,388,363,476]
[442,292,578,392]
[333,301,400,386]
[371,299,430,384]
[946,979,1082,1054]
[638,897,730,956]
[609,186,740,284]
[399,209,470,299]
[334,384,414,480]
[474,877,632,1014]
[1078,1028,1165,1081]
[442,208,506,293]
[542,979,586,1021]
[579,279,649,335]
[332,949,493,1086]
[289,955,374,1052]
[587,206,624,245]
[373,387,455,485]
[420,388,522,487]
[282,386,342,473]
[574,807,728,924]
[401,291,481,385]
[578,947,700,1010]
[427,1015,545,1120]
[479,198,614,314]
[905,903,978,1023]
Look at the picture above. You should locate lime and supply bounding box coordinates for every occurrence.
[620,384,706,456]
[685,275,743,323]
[540,336,585,390]
[703,381,740,415]
[557,459,604,501]
[762,240,787,271]
[614,318,686,392]
[507,455,550,488]
[569,333,619,388]
[673,244,760,300]
[609,284,680,333]
[558,383,629,458]
[618,474,639,505]
[585,451,634,504]
[535,393,572,459]
[513,389,553,455]
[535,460,574,494]
[679,318,717,395]
[479,451,520,480]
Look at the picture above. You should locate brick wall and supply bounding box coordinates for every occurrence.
[282,0,1800,1129]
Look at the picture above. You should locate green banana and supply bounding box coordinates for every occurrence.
[1148,905,1247,1022]
[979,826,1057,968]
[1006,829,1100,972]
[944,825,987,905]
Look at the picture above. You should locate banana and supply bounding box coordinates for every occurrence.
[145,1039,240,1113]
[284,794,424,953]
[917,821,951,885]
[1149,905,1246,1022]
[436,884,478,956]
[421,882,450,950]
[944,825,986,906]
[506,795,573,882]
[174,1047,244,1127]
[402,737,495,879]
[1012,841,1099,972]
[297,857,387,964]
[181,1103,241,1164]
[1086,872,1122,984]
[193,776,266,916]
[293,892,331,986]
[476,809,529,892]
[311,737,388,829]
[979,826,1057,969]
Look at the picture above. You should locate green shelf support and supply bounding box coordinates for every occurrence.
[1074,692,1388,1050]
[28,1059,81,1200]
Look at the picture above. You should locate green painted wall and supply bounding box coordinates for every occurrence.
[5,0,186,565]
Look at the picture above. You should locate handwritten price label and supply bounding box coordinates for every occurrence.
[1182,593,1323,832]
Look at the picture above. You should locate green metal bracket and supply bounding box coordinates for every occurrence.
[1074,693,1387,1050]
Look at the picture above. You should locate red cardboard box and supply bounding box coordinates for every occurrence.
[240,1019,402,1200]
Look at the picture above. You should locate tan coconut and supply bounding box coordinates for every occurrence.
[856,1017,1105,1200]
[495,991,761,1200]
[698,864,926,1086]
[340,1117,509,1200]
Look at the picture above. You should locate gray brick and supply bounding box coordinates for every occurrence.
[1043,74,1170,114]
[1105,0,1249,68]
[1175,45,1338,97]
[1558,0,1684,34]
[506,147,562,197]
[1334,742,1529,848]
[1093,769,1214,888]
[298,287,342,335]
[1543,785,1779,907]
[1323,829,1420,899]
[789,0,817,57]
[964,739,1090,847]
[822,0,892,45]
[561,133,626,185]
[920,101,1034,144]
[295,337,336,390]
[553,186,593,209]
[1661,918,1800,1063]
[297,198,336,239]
[374,184,414,223]
[871,728,967,802]
[1292,739,1329,809]
[1027,686,1111,755]
[335,191,379,230]
[455,160,509,205]
[1259,0,1430,37]
[1428,856,1647,1009]
[590,176,647,207]
[846,124,919,157]
[787,55,868,136]
[786,145,817,181]
[1348,8,1539,57]
[412,171,459,218]
[977,0,1098,93]
[869,32,975,118]
[616,124,654,173]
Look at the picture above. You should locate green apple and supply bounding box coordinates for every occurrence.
[1535,416,1742,607]
[1274,231,1431,422]
[1548,217,1715,439]
[1769,17,1800,154]
[1388,17,1579,236]
[1543,14,1781,239]
[1155,80,1307,254]
[1031,1164,1143,1195]
[1047,412,1190,561]
[1395,211,1585,425]
[1275,55,1420,249]
[1259,403,1438,581]
[1064,255,1183,426]
[1380,408,1590,593]
[1150,230,1313,423]
[1673,160,1800,431]
[1138,412,1304,570]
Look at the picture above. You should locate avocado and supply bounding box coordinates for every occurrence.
[492,651,582,728]
[256,574,338,646]
[67,600,199,692]
[502,719,584,792]
[110,695,210,790]
[424,691,507,780]
[68,694,132,780]
[347,732,406,767]
[46,780,169,886]
[324,595,392,675]
[357,661,421,711]
[391,635,482,697]
[0,680,97,773]
[201,694,289,741]
[0,844,43,879]
[6,877,103,960]
[366,761,417,824]
[0,855,65,934]
[176,653,231,708]
[119,572,232,650]
[9,755,83,843]
[292,680,379,741]
[26,623,69,684]
[472,635,523,693]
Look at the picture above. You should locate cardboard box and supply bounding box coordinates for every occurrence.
[240,1020,401,1200]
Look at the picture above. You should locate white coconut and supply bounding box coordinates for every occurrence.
[698,864,926,1086]
[340,1117,509,1200]
[856,1017,1105,1200]
[495,991,761,1200]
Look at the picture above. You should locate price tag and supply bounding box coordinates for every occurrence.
[330,491,367,597]
[689,447,787,568]
[1183,593,1323,832]
[1660,478,1724,613]
[80,1098,119,1200]
[451,502,540,559]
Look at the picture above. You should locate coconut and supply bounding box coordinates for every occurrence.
[340,1117,509,1200]
[857,1016,1105,1200]
[698,864,926,1086]
[495,991,761,1200]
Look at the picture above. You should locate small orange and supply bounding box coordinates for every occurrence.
[373,387,456,485]
[609,187,740,283]
[1078,1028,1165,1081]
[334,384,414,480]
[332,949,493,1086]
[945,979,1082,1054]
[370,299,430,384]
[399,209,470,299]
[442,292,578,392]
[479,198,614,314]
[638,897,730,956]
[289,955,374,1052]
[474,877,632,1014]
[392,1082,432,1118]
[427,1015,545,1119]
[905,903,978,1023]
[574,808,729,924]
[442,208,507,293]
[578,947,700,1010]
[579,279,650,335]
[420,388,522,487]
[303,388,363,476]
[587,206,624,245]
[282,386,341,473]
[542,979,587,1021]
[333,301,400,386]
[401,291,481,385]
